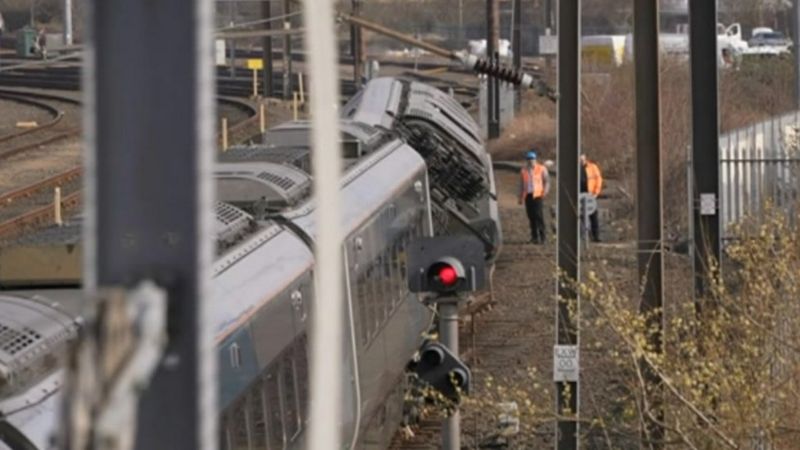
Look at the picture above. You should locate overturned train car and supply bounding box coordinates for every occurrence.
[0,77,500,450]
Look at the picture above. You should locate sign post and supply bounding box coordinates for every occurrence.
[247,58,263,98]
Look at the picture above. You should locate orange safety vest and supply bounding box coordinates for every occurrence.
[585,161,603,196]
[520,163,546,200]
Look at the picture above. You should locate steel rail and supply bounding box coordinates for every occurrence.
[0,191,81,238]
[0,167,82,209]
[0,90,82,161]
[0,93,64,143]
[0,127,82,161]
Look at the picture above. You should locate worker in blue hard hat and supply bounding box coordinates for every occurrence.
[518,149,549,244]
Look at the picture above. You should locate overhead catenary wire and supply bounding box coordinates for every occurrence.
[304,2,345,450]
[216,10,302,31]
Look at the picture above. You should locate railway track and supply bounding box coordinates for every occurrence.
[0,93,259,240]
[0,65,479,107]
[0,90,81,162]
[0,167,82,240]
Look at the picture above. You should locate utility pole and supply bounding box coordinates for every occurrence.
[633,0,664,447]
[555,0,580,449]
[793,0,800,109]
[486,0,500,139]
[689,0,721,301]
[458,0,464,44]
[351,0,364,88]
[262,0,273,97]
[229,0,237,78]
[282,0,293,99]
[512,0,522,112]
[63,0,73,45]
[85,0,215,447]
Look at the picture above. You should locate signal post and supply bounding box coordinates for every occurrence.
[408,236,486,450]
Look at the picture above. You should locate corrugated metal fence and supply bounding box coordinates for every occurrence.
[719,110,800,239]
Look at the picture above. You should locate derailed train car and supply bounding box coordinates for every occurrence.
[0,77,500,450]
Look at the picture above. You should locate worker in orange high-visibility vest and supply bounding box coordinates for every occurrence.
[580,153,604,242]
[519,150,550,244]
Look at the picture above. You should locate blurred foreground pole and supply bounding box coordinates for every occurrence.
[351,0,364,87]
[303,0,345,449]
[633,0,665,447]
[689,0,721,300]
[85,0,216,447]
[794,0,800,108]
[512,0,522,112]
[555,0,580,449]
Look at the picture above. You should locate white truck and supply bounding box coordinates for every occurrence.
[622,22,748,68]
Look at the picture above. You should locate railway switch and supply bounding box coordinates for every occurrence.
[407,236,486,294]
[411,341,471,402]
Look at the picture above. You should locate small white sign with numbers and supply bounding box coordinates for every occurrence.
[700,193,717,215]
[553,345,579,382]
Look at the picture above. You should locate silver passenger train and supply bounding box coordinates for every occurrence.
[0,77,500,450]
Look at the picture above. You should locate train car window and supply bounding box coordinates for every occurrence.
[294,336,310,422]
[390,243,401,306]
[357,269,371,346]
[248,385,268,449]
[281,355,301,442]
[364,263,377,341]
[264,367,285,449]
[383,249,395,314]
[371,256,385,326]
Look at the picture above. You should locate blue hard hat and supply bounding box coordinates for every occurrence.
[525,150,537,160]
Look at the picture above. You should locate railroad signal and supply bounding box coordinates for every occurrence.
[410,341,471,402]
[407,236,486,294]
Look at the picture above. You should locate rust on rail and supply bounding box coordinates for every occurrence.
[0,167,82,209]
[0,191,82,239]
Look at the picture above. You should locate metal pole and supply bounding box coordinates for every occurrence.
[351,0,363,87]
[340,13,457,59]
[555,0,580,449]
[633,0,664,447]
[282,0,292,99]
[262,0,273,97]
[513,0,522,112]
[689,0,721,300]
[486,0,500,139]
[794,0,800,109]
[229,0,236,78]
[458,0,464,44]
[439,300,460,450]
[302,0,344,447]
[545,0,554,33]
[63,0,73,45]
[85,0,215,447]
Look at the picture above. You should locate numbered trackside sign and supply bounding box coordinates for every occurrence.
[553,345,579,382]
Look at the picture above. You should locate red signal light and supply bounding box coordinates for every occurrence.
[437,265,458,286]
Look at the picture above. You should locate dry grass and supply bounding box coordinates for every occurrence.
[489,57,795,239]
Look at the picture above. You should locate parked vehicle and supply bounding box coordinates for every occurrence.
[749,30,791,48]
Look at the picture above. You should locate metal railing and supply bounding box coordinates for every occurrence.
[719,110,800,239]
